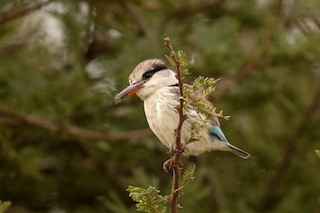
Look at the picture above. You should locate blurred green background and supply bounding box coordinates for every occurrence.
[0,0,320,212]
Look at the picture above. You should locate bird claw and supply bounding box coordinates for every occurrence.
[179,160,184,168]
[163,159,173,173]
[162,159,184,173]
[163,146,184,173]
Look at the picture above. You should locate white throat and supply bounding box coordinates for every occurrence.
[136,69,178,100]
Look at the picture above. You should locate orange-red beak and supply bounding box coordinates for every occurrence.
[115,81,144,100]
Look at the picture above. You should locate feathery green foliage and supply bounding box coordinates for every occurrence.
[127,186,167,213]
[187,121,204,143]
[177,50,190,78]
[180,166,195,189]
[193,76,218,98]
[166,50,189,78]
[184,76,229,120]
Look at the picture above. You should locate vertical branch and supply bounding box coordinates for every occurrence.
[164,37,187,213]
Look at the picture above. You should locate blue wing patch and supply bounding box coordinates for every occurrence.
[209,126,228,143]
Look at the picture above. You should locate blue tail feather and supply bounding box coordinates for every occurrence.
[209,126,227,143]
[227,143,251,159]
[209,125,250,159]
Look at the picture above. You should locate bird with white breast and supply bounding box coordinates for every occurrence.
[115,59,250,160]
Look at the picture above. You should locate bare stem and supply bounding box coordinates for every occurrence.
[164,37,186,213]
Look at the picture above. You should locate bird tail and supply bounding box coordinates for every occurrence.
[227,143,250,159]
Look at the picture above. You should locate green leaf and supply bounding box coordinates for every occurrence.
[315,149,320,159]
[177,50,190,77]
[184,75,229,120]
[0,201,11,213]
[127,186,167,213]
[181,166,196,188]
[165,55,177,71]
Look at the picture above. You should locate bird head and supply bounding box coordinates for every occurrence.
[115,59,178,100]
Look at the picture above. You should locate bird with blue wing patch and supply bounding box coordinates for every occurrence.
[115,59,250,159]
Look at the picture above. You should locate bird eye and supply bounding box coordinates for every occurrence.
[142,70,155,80]
[142,64,168,80]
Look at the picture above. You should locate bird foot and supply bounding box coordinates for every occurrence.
[162,159,184,173]
[163,159,173,173]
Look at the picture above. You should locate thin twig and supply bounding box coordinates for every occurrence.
[164,37,187,213]
[0,106,152,141]
[0,0,53,26]
[215,0,285,102]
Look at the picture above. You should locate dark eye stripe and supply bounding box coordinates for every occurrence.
[142,64,168,80]
[152,64,168,72]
